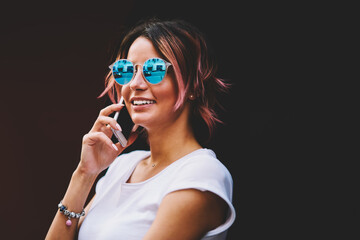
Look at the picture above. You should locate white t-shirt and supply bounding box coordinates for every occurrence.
[78,149,235,240]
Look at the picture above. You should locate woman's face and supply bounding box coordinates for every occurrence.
[121,37,180,131]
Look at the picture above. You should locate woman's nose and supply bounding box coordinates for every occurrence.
[129,67,148,91]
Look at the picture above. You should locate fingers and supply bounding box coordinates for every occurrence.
[99,103,124,117]
[83,132,119,152]
[87,103,142,154]
[97,116,122,131]
[90,103,124,133]
[113,125,141,150]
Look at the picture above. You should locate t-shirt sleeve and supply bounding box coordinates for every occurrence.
[163,157,236,237]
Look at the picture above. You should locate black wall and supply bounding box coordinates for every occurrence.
[1,1,307,239]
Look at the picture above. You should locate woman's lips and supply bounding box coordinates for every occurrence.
[130,98,156,111]
[132,100,156,105]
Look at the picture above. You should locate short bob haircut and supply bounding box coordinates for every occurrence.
[99,18,229,144]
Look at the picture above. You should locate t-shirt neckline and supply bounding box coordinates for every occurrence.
[122,148,214,186]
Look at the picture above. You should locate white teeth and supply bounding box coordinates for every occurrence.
[133,100,155,105]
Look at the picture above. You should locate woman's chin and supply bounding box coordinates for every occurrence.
[131,116,152,129]
[132,118,164,133]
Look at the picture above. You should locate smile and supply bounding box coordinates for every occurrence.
[132,100,156,106]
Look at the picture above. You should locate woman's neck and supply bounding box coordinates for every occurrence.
[146,108,202,166]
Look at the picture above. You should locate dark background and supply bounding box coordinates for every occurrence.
[0,1,322,239]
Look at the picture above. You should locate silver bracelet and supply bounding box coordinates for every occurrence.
[58,201,85,227]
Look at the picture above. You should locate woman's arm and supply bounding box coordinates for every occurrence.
[77,194,95,228]
[46,102,138,239]
[45,170,97,240]
[143,189,228,240]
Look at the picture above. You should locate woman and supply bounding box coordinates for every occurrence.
[46,18,235,240]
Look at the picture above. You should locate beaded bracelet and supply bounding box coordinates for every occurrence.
[58,201,85,227]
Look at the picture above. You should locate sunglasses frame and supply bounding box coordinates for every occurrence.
[109,57,172,85]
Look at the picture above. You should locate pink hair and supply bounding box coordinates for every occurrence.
[99,19,230,143]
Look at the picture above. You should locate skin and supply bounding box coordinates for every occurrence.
[46,37,227,240]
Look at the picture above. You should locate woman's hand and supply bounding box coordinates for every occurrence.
[77,103,139,176]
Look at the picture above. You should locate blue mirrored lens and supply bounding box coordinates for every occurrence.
[112,60,134,85]
[143,58,167,84]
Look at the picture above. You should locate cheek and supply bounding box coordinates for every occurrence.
[156,80,178,105]
[120,85,131,102]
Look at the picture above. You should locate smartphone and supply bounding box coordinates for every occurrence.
[110,97,136,147]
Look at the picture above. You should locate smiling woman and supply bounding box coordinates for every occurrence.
[46,18,235,240]
[100,18,229,143]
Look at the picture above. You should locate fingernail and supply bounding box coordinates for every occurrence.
[112,144,118,151]
[116,123,122,131]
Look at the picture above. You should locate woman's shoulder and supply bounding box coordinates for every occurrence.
[177,149,232,180]
[163,148,236,234]
[164,148,233,195]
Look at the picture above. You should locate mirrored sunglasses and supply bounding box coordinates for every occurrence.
[109,57,172,85]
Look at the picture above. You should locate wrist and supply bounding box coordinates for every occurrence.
[74,163,101,180]
[72,168,98,186]
[61,169,97,213]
